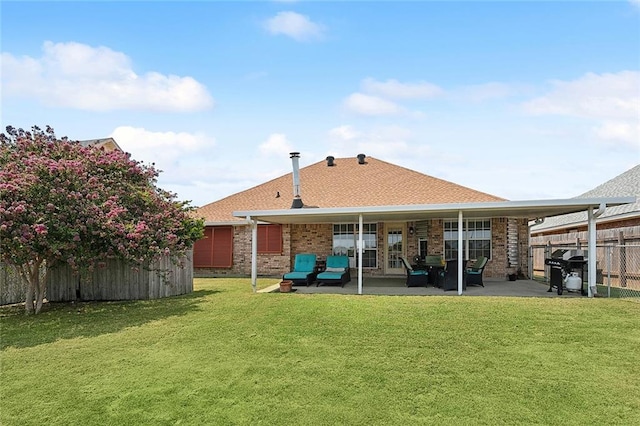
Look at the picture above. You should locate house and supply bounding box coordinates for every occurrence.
[78,137,123,152]
[194,153,634,295]
[530,164,640,286]
[531,164,640,245]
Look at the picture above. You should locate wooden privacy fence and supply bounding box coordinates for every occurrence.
[46,250,193,302]
[0,262,27,306]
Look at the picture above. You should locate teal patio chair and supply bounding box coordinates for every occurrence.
[283,253,318,286]
[316,255,351,287]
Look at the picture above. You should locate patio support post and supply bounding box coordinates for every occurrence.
[248,216,258,293]
[358,214,363,295]
[458,210,464,295]
[587,204,604,298]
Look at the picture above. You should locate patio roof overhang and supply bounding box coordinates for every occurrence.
[233,197,636,224]
[235,196,636,298]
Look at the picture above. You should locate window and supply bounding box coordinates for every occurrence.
[257,224,282,254]
[332,223,378,268]
[418,238,428,260]
[359,223,378,268]
[444,219,491,260]
[333,224,355,257]
[193,226,233,268]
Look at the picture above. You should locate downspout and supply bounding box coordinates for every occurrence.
[458,210,464,295]
[529,218,544,279]
[587,203,605,297]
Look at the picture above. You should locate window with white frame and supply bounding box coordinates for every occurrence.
[443,219,491,260]
[332,223,378,268]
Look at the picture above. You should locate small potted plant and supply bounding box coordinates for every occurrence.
[279,280,293,293]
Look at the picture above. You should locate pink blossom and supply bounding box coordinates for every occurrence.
[1,124,204,314]
[34,224,48,234]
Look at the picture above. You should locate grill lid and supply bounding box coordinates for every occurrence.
[550,249,586,261]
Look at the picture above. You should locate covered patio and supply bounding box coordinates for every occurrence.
[263,277,586,297]
[237,197,635,298]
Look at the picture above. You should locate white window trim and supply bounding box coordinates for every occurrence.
[443,218,492,260]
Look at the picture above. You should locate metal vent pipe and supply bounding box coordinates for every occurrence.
[290,152,303,209]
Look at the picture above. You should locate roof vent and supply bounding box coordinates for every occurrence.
[290,152,303,209]
[326,156,335,167]
[357,153,366,164]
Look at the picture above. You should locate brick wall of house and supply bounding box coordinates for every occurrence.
[428,219,444,256]
[194,224,292,277]
[481,218,530,279]
[488,218,508,278]
[290,223,333,265]
[194,218,531,279]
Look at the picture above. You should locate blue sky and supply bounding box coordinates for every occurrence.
[2,0,639,207]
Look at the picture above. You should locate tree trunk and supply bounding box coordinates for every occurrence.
[35,267,50,314]
[24,279,35,314]
[19,258,45,314]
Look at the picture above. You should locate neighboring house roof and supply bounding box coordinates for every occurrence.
[78,137,123,152]
[197,156,506,223]
[531,164,640,233]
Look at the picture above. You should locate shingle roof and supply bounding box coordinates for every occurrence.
[531,164,640,232]
[196,156,506,223]
[78,138,122,152]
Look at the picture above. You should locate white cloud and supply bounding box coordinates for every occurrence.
[343,93,403,116]
[264,11,324,41]
[594,121,640,148]
[327,124,419,160]
[328,125,361,141]
[523,71,639,119]
[1,41,213,112]
[259,133,294,156]
[110,126,215,180]
[362,78,443,99]
[522,71,640,147]
[630,0,640,9]
[452,82,529,102]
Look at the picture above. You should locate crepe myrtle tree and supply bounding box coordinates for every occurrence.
[0,125,204,314]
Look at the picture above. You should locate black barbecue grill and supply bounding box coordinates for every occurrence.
[544,249,588,295]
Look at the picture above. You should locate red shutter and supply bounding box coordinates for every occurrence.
[193,226,233,268]
[193,227,214,267]
[257,224,282,254]
[211,226,233,268]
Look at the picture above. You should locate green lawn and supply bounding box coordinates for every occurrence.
[1,278,639,425]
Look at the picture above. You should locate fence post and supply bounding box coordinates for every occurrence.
[544,242,551,285]
[606,245,611,298]
[619,232,627,288]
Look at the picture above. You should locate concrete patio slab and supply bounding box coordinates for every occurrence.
[278,277,589,298]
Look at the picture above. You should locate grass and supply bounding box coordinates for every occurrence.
[1,278,639,425]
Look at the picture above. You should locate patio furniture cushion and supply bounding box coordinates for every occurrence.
[283,253,317,286]
[465,256,488,287]
[400,256,428,287]
[317,255,351,287]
